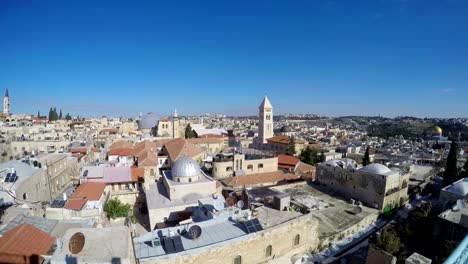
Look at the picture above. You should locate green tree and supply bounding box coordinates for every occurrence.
[48,107,53,121]
[286,136,296,156]
[363,146,371,166]
[185,124,196,139]
[299,147,321,165]
[59,109,63,119]
[65,113,72,121]
[376,229,402,255]
[319,152,326,163]
[443,139,459,187]
[104,199,131,219]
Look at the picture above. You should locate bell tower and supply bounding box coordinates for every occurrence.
[172,109,180,138]
[258,96,273,144]
[3,88,10,115]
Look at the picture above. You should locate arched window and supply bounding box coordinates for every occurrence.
[189,178,192,183]
[266,245,272,257]
[234,255,242,264]
[247,165,253,170]
[23,193,28,200]
[177,178,180,182]
[294,234,300,246]
[258,164,263,169]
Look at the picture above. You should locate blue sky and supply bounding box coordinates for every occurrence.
[0,0,467,118]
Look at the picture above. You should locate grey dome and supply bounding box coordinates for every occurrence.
[139,112,158,129]
[281,125,293,132]
[360,163,392,175]
[172,156,201,178]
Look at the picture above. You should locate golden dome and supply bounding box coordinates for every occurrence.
[432,126,442,135]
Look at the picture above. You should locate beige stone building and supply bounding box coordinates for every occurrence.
[316,159,409,212]
[187,137,228,155]
[265,134,308,156]
[38,153,79,199]
[145,156,219,228]
[135,207,319,264]
[212,152,278,179]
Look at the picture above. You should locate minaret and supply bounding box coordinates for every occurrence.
[172,109,180,138]
[258,96,273,144]
[3,88,10,115]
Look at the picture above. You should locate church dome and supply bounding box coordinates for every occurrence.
[139,112,158,130]
[432,126,443,135]
[360,163,392,175]
[280,125,293,132]
[172,156,201,178]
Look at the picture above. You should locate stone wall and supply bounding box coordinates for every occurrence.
[141,214,319,264]
[213,156,278,179]
[366,244,397,264]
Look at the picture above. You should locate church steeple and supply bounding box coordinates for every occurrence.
[258,96,273,144]
[3,88,10,115]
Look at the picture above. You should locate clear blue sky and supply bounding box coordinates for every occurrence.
[1,0,467,118]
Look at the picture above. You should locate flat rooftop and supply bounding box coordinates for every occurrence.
[276,184,379,238]
[134,206,303,260]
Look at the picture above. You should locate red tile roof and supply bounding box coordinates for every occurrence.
[134,140,157,157]
[138,149,158,166]
[164,138,203,161]
[64,182,106,210]
[267,135,306,145]
[0,223,55,259]
[131,167,145,182]
[107,147,134,156]
[109,140,133,150]
[277,154,300,168]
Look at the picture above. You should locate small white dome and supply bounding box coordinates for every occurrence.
[360,163,392,175]
[447,180,468,196]
[172,156,201,178]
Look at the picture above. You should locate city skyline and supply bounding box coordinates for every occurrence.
[1,0,468,117]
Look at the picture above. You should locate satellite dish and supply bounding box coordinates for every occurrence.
[237,200,244,209]
[352,206,363,215]
[188,225,202,240]
[69,232,85,254]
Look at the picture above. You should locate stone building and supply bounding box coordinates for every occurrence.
[134,207,319,264]
[145,156,219,229]
[0,160,50,205]
[316,159,409,212]
[439,177,468,210]
[265,134,308,156]
[38,153,79,199]
[212,152,278,179]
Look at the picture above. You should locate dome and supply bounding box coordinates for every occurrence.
[432,126,442,135]
[172,156,201,178]
[447,180,468,196]
[139,112,158,130]
[360,163,392,175]
[280,125,293,132]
